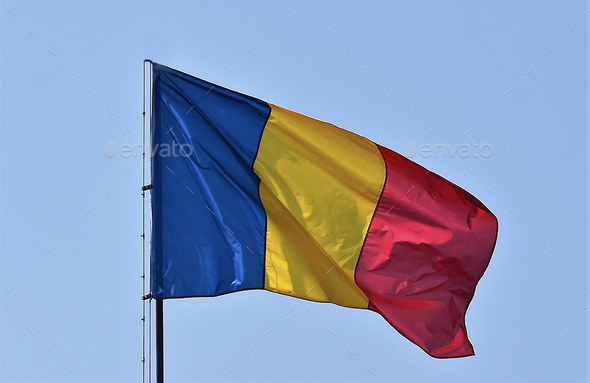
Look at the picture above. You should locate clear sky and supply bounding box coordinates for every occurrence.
[1,1,588,382]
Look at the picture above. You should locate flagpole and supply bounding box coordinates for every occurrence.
[142,59,162,383]
[149,60,164,383]
[145,59,164,383]
[142,59,148,383]
[156,299,164,382]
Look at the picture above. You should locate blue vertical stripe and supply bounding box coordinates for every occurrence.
[150,63,269,298]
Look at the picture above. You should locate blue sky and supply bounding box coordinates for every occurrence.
[1,1,588,381]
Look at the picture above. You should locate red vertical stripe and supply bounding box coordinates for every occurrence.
[355,145,498,358]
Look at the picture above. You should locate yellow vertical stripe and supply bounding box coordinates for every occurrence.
[253,104,386,309]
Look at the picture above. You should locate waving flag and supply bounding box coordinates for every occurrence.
[149,62,498,358]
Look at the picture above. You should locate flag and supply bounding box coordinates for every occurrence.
[149,62,498,358]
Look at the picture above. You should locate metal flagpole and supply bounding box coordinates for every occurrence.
[144,59,164,383]
[156,299,164,382]
[142,59,147,383]
[142,59,161,383]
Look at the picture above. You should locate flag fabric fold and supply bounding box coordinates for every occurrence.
[149,62,498,358]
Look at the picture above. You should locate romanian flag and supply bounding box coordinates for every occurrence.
[149,62,498,358]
